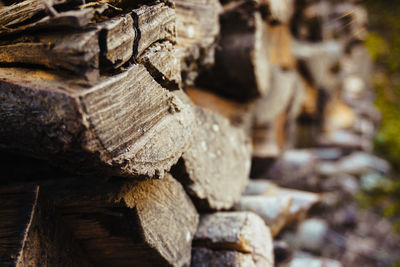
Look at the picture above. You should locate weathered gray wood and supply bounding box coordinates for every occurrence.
[196,1,270,101]
[0,5,107,37]
[133,2,176,57]
[171,93,251,210]
[42,174,198,267]
[0,64,194,178]
[138,41,181,89]
[0,28,100,80]
[174,0,221,85]
[0,0,74,29]
[193,212,274,267]
[99,13,135,70]
[0,185,91,267]
[192,248,255,267]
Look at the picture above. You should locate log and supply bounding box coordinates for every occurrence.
[174,0,222,85]
[251,66,305,159]
[193,212,274,266]
[244,180,321,223]
[191,248,255,267]
[196,0,271,101]
[185,87,254,133]
[0,185,91,266]
[0,64,194,178]
[99,14,136,70]
[133,2,176,57]
[234,195,292,236]
[0,28,101,81]
[42,174,199,267]
[171,94,251,210]
[138,41,181,90]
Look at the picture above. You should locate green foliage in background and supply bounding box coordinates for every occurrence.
[360,1,400,247]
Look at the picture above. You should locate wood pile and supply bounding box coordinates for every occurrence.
[0,0,384,266]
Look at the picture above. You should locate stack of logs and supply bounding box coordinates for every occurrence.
[0,0,377,266]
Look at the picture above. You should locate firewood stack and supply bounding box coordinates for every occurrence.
[0,0,379,266]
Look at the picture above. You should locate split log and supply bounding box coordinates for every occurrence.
[192,248,255,267]
[174,0,221,85]
[0,184,91,266]
[193,212,274,267]
[99,14,136,70]
[185,87,254,134]
[42,174,199,267]
[138,41,181,89]
[244,180,321,224]
[171,93,251,210]
[0,64,194,178]
[234,195,292,236]
[0,28,101,81]
[196,0,270,101]
[133,2,176,57]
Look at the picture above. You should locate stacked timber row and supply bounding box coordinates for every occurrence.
[0,0,378,266]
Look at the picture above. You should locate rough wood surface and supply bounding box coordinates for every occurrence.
[174,0,221,85]
[192,248,256,267]
[196,1,270,101]
[0,28,101,80]
[171,94,251,210]
[193,212,274,267]
[138,41,181,89]
[133,2,176,57]
[0,64,194,178]
[42,174,198,267]
[0,185,91,267]
[98,13,136,70]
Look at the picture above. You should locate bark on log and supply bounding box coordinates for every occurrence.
[0,64,194,178]
[171,93,251,210]
[0,185,91,267]
[42,174,199,267]
[196,0,270,101]
[193,212,274,267]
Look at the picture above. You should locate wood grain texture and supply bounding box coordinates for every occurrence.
[0,28,101,80]
[193,212,274,267]
[0,64,194,178]
[42,174,199,267]
[192,248,256,267]
[196,1,270,101]
[0,185,91,267]
[174,0,221,85]
[133,2,176,57]
[99,13,136,70]
[138,41,181,89]
[171,93,251,210]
